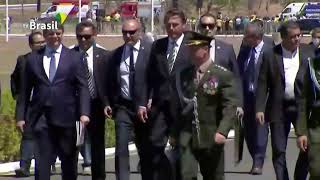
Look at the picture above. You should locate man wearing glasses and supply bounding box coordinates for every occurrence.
[16,23,91,180]
[108,18,153,180]
[256,21,314,180]
[197,13,244,138]
[11,31,46,177]
[73,20,111,180]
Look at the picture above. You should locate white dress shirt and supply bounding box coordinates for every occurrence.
[43,44,62,79]
[282,45,300,100]
[120,40,140,100]
[167,33,184,62]
[209,39,216,63]
[82,46,94,74]
[246,40,264,67]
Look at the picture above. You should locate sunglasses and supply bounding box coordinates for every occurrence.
[200,23,215,29]
[122,30,137,35]
[47,32,62,36]
[32,40,45,45]
[76,34,92,40]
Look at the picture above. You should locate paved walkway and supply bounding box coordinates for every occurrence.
[0,132,304,180]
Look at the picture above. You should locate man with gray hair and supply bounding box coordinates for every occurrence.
[237,22,273,175]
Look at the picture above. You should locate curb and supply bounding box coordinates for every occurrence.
[0,130,235,175]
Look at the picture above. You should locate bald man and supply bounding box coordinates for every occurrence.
[107,18,153,180]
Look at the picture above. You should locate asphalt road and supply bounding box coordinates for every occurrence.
[0,132,304,180]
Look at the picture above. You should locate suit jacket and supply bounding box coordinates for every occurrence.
[136,35,191,109]
[11,53,30,100]
[309,42,320,56]
[256,44,314,123]
[108,38,152,108]
[72,45,110,108]
[173,63,237,148]
[238,41,273,102]
[213,40,243,107]
[15,45,91,128]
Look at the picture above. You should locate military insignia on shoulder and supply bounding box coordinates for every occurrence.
[202,76,219,95]
[214,64,227,72]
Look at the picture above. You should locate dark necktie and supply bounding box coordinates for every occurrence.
[83,52,96,99]
[49,50,56,82]
[168,41,177,73]
[129,46,135,98]
[246,48,256,92]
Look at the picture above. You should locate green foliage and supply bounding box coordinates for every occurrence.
[105,118,115,148]
[0,90,21,162]
[0,89,116,162]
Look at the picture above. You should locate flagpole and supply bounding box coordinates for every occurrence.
[78,0,81,23]
[5,0,9,42]
[151,0,154,32]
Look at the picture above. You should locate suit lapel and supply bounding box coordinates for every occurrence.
[92,47,101,82]
[37,49,50,84]
[275,45,285,84]
[171,37,186,74]
[135,41,145,69]
[116,46,124,85]
[255,45,265,80]
[159,38,169,74]
[214,41,225,67]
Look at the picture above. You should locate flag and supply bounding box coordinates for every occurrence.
[55,12,68,24]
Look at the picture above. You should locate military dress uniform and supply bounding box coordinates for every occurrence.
[173,54,237,180]
[296,56,320,180]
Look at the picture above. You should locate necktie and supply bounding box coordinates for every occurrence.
[49,50,56,82]
[83,52,96,99]
[246,48,256,92]
[168,41,177,73]
[129,46,135,98]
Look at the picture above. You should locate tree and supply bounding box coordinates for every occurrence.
[37,0,41,12]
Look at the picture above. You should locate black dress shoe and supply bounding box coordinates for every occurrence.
[250,167,263,175]
[15,168,30,177]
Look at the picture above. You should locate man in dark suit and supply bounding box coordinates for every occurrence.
[108,18,152,180]
[11,31,46,177]
[15,23,91,180]
[137,9,191,180]
[255,21,314,180]
[73,20,110,180]
[237,22,273,175]
[197,13,244,125]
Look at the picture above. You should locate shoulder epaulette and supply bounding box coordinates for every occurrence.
[214,64,227,72]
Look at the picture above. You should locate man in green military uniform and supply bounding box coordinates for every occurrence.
[296,55,320,180]
[171,32,237,180]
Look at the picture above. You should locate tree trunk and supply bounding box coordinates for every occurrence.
[172,0,178,8]
[248,0,255,10]
[37,0,41,12]
[21,0,24,15]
